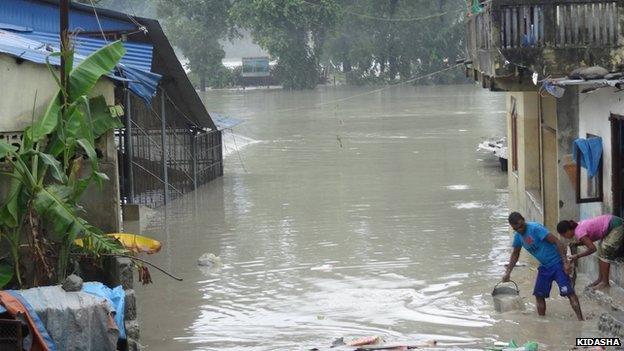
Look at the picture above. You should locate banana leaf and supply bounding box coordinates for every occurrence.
[31,41,126,144]
[89,96,124,138]
[0,263,13,289]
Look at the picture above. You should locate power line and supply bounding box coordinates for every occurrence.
[87,0,109,43]
[271,64,462,113]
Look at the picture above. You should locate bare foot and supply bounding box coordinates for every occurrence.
[592,281,610,290]
[588,279,602,287]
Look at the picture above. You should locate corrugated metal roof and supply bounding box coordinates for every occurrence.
[0,0,154,72]
[0,0,135,33]
[21,31,153,72]
[0,29,160,104]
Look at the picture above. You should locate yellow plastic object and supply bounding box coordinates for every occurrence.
[75,233,162,254]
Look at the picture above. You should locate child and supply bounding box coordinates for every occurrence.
[557,215,624,289]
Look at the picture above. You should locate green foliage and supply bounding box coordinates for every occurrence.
[156,0,235,91]
[0,41,127,288]
[231,0,339,90]
[324,0,467,85]
[0,263,12,289]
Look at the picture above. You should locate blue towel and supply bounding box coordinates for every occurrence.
[573,137,603,178]
[82,282,126,339]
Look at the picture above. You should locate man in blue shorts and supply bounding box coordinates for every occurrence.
[502,212,583,320]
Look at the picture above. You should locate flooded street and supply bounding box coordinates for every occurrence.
[136,85,602,350]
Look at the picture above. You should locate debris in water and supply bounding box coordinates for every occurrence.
[353,340,437,350]
[198,253,222,267]
[348,336,382,346]
[331,337,345,348]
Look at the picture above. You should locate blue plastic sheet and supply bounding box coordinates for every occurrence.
[82,282,126,339]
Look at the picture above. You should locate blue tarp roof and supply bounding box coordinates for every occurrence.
[211,113,244,130]
[0,29,160,104]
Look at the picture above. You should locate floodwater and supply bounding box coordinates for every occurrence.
[136,85,604,350]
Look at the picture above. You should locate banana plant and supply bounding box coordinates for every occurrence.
[0,41,128,288]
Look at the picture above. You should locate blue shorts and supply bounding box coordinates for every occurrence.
[533,263,574,298]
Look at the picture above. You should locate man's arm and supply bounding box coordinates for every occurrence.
[502,246,521,282]
[546,233,572,272]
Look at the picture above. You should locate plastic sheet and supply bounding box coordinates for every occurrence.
[15,285,118,350]
[82,282,126,339]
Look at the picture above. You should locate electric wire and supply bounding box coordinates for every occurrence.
[87,0,109,43]
[270,64,462,113]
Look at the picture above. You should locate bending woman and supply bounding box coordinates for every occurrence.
[557,215,624,289]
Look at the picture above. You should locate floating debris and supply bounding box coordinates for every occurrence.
[197,253,222,267]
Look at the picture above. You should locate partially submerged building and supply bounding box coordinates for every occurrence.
[0,0,223,215]
[466,0,624,331]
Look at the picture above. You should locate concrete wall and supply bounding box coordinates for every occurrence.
[507,91,544,223]
[557,87,580,222]
[541,95,559,232]
[577,87,624,219]
[0,54,121,232]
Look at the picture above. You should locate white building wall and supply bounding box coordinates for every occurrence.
[577,87,624,219]
[0,54,115,132]
[0,53,120,232]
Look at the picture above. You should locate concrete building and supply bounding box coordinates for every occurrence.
[466,0,624,333]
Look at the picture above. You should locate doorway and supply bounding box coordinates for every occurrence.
[610,114,624,217]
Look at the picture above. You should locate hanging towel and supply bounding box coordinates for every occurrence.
[573,137,603,178]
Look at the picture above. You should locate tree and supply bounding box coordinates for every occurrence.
[324,0,466,85]
[156,0,235,91]
[231,0,339,90]
[76,0,156,17]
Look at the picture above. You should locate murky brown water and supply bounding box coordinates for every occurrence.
[135,85,604,350]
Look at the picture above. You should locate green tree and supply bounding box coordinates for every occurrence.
[76,0,156,17]
[325,0,466,85]
[156,0,235,91]
[231,0,339,90]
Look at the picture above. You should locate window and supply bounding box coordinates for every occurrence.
[510,97,518,173]
[576,134,603,203]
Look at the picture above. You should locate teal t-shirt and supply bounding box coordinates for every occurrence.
[512,222,561,268]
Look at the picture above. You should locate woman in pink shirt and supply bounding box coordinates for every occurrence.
[557,215,624,289]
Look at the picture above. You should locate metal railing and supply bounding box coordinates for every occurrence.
[466,0,624,79]
[555,2,618,47]
[118,90,223,208]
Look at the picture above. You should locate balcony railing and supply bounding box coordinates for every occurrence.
[466,0,624,84]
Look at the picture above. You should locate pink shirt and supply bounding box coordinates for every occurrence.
[575,215,613,241]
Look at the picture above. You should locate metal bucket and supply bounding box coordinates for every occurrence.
[492,280,524,312]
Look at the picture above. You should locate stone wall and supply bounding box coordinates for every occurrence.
[104,257,142,351]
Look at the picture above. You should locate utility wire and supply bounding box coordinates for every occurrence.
[87,0,109,43]
[270,64,462,113]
